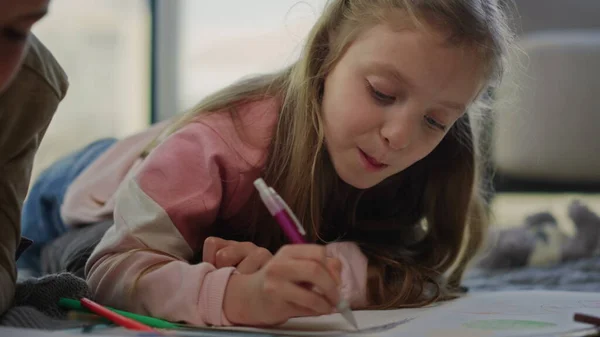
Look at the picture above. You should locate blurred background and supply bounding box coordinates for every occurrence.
[31,0,151,179]
[31,0,326,180]
[31,0,600,230]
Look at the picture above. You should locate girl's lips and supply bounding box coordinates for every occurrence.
[358,148,388,171]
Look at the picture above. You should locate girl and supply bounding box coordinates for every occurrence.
[24,0,514,327]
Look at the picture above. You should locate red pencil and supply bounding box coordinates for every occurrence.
[80,297,159,333]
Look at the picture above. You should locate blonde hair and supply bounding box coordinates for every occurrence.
[143,0,514,308]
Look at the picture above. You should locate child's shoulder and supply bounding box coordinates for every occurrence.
[192,96,280,137]
[182,96,281,168]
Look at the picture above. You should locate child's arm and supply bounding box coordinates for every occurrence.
[325,242,370,309]
[85,122,244,326]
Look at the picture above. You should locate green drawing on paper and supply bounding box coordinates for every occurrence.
[463,319,556,331]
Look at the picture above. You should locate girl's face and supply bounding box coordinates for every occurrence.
[322,22,484,189]
[0,0,49,93]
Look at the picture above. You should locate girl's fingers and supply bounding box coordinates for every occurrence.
[276,245,340,305]
[236,247,272,274]
[267,258,340,307]
[326,257,342,286]
[286,302,323,318]
[264,279,332,316]
[202,237,232,265]
[215,242,254,268]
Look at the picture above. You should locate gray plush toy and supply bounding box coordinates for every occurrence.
[476,200,600,270]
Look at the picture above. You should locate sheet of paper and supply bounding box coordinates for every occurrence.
[209,309,419,336]
[395,290,600,337]
[27,291,600,337]
[174,291,600,337]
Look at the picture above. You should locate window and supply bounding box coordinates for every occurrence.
[174,0,326,113]
[30,1,327,179]
[30,0,151,179]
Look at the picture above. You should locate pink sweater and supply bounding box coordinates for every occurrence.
[75,99,369,326]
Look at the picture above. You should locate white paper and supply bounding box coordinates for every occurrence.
[14,291,599,337]
[209,309,420,336]
[386,290,600,337]
[198,291,600,336]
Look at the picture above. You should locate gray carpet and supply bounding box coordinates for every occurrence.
[464,255,600,292]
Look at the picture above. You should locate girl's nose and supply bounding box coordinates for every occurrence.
[380,108,418,151]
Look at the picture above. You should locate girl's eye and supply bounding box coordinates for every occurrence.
[424,115,447,131]
[2,28,29,43]
[367,81,395,105]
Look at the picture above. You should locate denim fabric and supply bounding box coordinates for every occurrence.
[17,138,117,273]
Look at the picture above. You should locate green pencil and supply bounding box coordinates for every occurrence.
[59,298,180,329]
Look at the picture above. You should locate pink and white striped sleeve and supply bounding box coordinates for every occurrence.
[85,122,241,326]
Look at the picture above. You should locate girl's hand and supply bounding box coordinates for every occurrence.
[223,244,343,326]
[203,237,273,274]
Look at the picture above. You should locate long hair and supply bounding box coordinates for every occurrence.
[143,0,514,308]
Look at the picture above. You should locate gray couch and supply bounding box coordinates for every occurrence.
[491,0,600,189]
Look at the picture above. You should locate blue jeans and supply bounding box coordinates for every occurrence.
[18,138,117,273]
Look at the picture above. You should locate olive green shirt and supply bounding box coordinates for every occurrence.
[0,35,68,315]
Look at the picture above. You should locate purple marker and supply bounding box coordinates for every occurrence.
[253,178,358,330]
[253,178,306,244]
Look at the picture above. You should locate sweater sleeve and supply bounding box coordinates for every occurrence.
[85,121,244,326]
[325,241,369,309]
